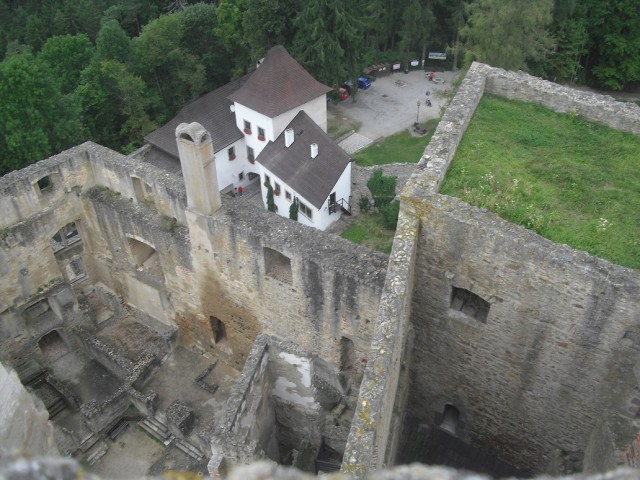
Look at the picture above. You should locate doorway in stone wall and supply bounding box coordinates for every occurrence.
[339,336,355,392]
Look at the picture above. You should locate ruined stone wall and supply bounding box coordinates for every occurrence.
[1,140,386,387]
[0,362,59,456]
[346,62,640,477]
[408,194,640,472]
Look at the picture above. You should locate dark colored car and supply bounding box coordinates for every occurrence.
[357,76,372,89]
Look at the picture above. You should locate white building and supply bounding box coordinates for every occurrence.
[143,45,351,230]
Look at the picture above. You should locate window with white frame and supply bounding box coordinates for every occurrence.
[258,126,265,140]
[243,120,251,133]
[299,201,313,219]
[285,191,291,201]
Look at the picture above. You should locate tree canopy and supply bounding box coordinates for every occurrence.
[0,0,637,174]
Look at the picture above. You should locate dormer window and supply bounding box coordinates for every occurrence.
[243,120,252,134]
[258,126,265,141]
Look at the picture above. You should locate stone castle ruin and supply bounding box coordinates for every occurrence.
[1,63,640,479]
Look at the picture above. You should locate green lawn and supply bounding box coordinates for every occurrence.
[440,94,640,270]
[341,213,396,254]
[353,119,439,166]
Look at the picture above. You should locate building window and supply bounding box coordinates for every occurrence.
[285,191,291,201]
[299,201,313,220]
[228,146,236,160]
[274,182,280,195]
[247,146,255,163]
[51,222,81,253]
[257,126,265,141]
[263,247,292,285]
[238,171,245,181]
[243,120,252,134]
[450,287,490,323]
[36,176,52,193]
[264,174,271,185]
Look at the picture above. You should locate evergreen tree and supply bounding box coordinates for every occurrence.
[266,184,276,212]
[292,0,365,87]
[289,197,299,220]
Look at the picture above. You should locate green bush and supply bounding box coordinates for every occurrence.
[266,184,275,212]
[358,195,370,213]
[382,201,400,229]
[366,169,396,210]
[289,197,298,220]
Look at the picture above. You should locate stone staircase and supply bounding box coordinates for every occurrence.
[138,416,171,445]
[174,438,205,461]
[138,416,205,461]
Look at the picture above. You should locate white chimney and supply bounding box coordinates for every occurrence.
[310,143,318,159]
[285,128,295,148]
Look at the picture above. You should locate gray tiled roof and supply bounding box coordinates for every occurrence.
[144,75,249,158]
[228,45,331,118]
[258,111,351,209]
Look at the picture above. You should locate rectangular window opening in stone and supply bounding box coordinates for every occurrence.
[66,255,86,283]
[450,286,490,323]
[51,222,81,253]
[340,336,355,391]
[36,175,52,193]
[263,247,293,285]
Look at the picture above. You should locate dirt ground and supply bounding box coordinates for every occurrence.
[329,69,460,142]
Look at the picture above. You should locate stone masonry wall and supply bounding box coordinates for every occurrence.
[346,62,640,477]
[1,141,387,389]
[399,63,640,473]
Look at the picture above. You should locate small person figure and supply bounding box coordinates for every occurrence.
[428,71,435,81]
[426,99,432,107]
[426,90,430,96]
[238,185,243,196]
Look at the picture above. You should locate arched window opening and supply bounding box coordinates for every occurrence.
[440,404,460,436]
[51,222,81,253]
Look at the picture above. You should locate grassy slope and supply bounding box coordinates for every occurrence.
[440,94,640,270]
[341,213,396,254]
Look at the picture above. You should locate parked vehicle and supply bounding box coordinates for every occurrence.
[357,76,372,89]
[339,87,350,101]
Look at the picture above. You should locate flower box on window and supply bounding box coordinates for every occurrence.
[243,128,252,135]
[258,135,265,141]
[248,156,255,164]
[229,154,236,160]
[274,188,280,196]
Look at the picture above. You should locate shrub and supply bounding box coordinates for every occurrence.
[266,184,275,212]
[382,201,400,229]
[358,195,370,213]
[367,169,396,210]
[289,197,299,220]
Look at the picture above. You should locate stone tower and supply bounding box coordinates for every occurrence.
[175,122,221,215]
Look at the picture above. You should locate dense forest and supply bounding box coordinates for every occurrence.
[1,0,638,174]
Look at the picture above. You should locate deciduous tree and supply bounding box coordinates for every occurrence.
[0,53,83,174]
[462,0,555,71]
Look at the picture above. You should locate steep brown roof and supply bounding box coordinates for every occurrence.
[258,111,351,209]
[144,75,249,158]
[228,45,331,118]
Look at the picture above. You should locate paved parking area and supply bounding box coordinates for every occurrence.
[332,69,459,151]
